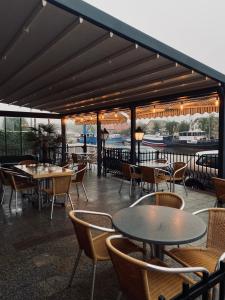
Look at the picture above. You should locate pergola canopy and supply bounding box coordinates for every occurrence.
[0,0,225,115]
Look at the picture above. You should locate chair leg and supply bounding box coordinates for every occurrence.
[116,291,123,300]
[183,179,188,195]
[119,180,123,193]
[50,196,55,220]
[1,186,5,205]
[129,179,132,196]
[68,249,82,288]
[76,184,79,198]
[15,191,18,213]
[68,194,74,210]
[82,183,89,201]
[9,189,13,208]
[90,263,97,300]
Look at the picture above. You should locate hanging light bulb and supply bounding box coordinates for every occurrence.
[90,115,93,121]
[180,102,184,110]
[80,116,84,122]
[153,105,156,113]
[215,97,219,107]
[101,113,105,120]
[114,111,118,118]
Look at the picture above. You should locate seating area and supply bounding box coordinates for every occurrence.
[0,169,223,299]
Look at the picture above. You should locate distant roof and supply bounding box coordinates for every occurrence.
[0,0,224,115]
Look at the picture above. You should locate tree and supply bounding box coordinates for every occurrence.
[165,121,179,135]
[178,121,190,132]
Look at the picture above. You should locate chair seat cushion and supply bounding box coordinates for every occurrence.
[93,233,143,261]
[166,247,221,274]
[147,258,194,300]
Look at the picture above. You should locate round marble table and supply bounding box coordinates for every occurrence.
[112,205,207,259]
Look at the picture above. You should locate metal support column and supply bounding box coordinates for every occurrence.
[130,107,136,164]
[218,85,225,178]
[61,117,67,165]
[97,112,102,177]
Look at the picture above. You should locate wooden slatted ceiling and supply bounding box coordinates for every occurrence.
[0,0,223,115]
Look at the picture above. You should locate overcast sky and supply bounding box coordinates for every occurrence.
[84,0,225,74]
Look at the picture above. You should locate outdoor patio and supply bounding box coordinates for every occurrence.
[0,171,216,300]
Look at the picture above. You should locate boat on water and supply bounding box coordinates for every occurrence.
[78,133,124,145]
[142,133,166,147]
[142,130,218,149]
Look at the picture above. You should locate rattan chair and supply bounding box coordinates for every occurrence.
[106,234,208,300]
[0,167,12,205]
[165,208,225,276]
[72,164,88,201]
[166,162,188,195]
[118,163,131,193]
[130,191,185,210]
[4,170,37,212]
[129,165,142,195]
[68,210,143,300]
[212,177,225,207]
[141,166,170,193]
[43,175,73,220]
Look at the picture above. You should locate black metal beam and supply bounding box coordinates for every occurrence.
[0,110,61,119]
[130,107,136,164]
[62,86,218,116]
[61,117,67,164]
[218,84,225,178]
[96,112,102,177]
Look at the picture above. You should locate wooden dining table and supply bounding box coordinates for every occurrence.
[14,163,73,210]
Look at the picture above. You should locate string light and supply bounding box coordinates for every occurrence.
[101,113,105,120]
[153,105,156,113]
[114,111,118,118]
[180,102,184,110]
[90,115,93,120]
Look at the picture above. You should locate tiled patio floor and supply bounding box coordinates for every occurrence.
[0,172,216,299]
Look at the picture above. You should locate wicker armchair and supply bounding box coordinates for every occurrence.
[68,210,143,300]
[166,162,188,194]
[130,191,185,210]
[141,166,170,192]
[43,175,73,220]
[106,235,208,300]
[118,163,131,193]
[4,170,37,212]
[0,167,12,205]
[72,164,88,201]
[129,165,142,195]
[165,208,225,276]
[212,177,225,207]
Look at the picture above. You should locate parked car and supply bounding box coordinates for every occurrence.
[185,150,218,189]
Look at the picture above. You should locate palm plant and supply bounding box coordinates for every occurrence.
[26,124,62,162]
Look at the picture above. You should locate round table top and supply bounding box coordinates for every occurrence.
[139,161,168,168]
[112,205,207,245]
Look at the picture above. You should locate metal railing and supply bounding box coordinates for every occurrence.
[102,148,218,190]
[159,261,225,300]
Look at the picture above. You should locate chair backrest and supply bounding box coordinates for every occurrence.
[206,208,225,252]
[71,153,78,163]
[121,163,131,180]
[18,160,37,165]
[73,164,87,183]
[155,192,184,209]
[69,210,96,260]
[141,166,155,184]
[0,168,11,186]
[212,177,225,204]
[172,162,187,179]
[130,192,185,209]
[106,236,151,300]
[52,175,72,195]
